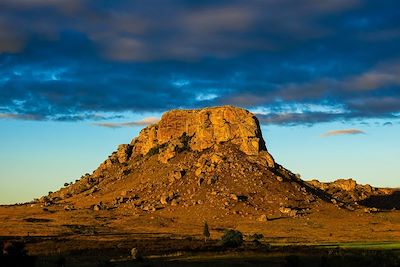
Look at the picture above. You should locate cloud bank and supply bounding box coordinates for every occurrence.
[0,1,399,125]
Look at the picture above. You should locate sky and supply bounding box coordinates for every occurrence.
[0,0,399,204]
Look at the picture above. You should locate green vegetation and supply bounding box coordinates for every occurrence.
[175,132,192,153]
[146,143,168,156]
[317,241,400,250]
[250,233,264,246]
[219,229,243,248]
[203,222,210,242]
[147,146,161,156]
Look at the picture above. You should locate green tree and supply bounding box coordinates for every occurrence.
[203,221,210,242]
[219,229,243,247]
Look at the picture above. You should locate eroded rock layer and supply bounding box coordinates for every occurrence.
[131,106,269,157]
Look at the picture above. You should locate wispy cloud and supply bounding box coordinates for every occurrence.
[321,129,365,137]
[0,113,42,120]
[93,117,159,128]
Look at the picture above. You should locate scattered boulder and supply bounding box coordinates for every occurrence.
[130,247,142,260]
[195,167,203,177]
[259,151,275,168]
[158,143,176,163]
[230,194,239,202]
[197,176,204,186]
[93,202,106,211]
[160,195,168,205]
[257,214,268,222]
[210,153,224,165]
[169,169,186,183]
[160,192,177,205]
[64,205,74,211]
[364,207,380,213]
[279,207,298,217]
[207,175,218,185]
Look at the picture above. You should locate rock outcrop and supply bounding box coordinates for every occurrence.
[308,179,358,192]
[129,106,273,164]
[307,178,394,205]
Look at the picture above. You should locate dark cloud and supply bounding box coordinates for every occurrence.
[0,1,400,125]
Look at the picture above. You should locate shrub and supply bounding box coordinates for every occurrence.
[147,147,160,156]
[219,229,243,247]
[250,233,263,240]
[250,233,264,245]
[2,240,27,256]
[146,143,167,156]
[180,132,191,150]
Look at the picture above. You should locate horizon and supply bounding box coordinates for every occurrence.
[1,1,399,204]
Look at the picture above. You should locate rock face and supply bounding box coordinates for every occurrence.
[309,179,357,192]
[130,106,273,164]
[307,178,394,205]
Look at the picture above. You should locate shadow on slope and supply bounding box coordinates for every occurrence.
[359,191,400,210]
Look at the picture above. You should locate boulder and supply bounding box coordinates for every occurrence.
[230,194,239,201]
[160,195,168,205]
[117,144,132,163]
[130,247,142,260]
[257,214,268,222]
[279,207,297,217]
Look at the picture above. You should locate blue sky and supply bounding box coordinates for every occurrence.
[0,0,399,204]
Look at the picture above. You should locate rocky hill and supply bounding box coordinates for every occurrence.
[307,179,399,210]
[37,106,397,221]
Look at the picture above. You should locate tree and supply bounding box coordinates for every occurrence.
[219,229,243,247]
[203,221,210,242]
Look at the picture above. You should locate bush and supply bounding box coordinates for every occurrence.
[250,233,264,246]
[146,143,167,156]
[250,233,264,240]
[147,146,160,156]
[219,229,243,247]
[178,132,191,152]
[2,241,27,256]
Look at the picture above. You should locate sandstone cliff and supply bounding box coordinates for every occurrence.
[132,106,267,154]
[107,106,274,165]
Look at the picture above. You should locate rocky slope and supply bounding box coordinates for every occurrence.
[307,179,399,210]
[37,106,397,220]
